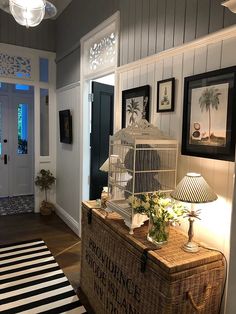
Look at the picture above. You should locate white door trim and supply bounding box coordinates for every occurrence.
[79,11,120,236]
[0,43,56,212]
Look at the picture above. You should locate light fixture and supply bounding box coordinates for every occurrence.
[221,0,236,13]
[9,0,46,28]
[171,173,218,253]
[0,0,57,28]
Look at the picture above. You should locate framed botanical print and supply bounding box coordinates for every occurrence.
[59,109,72,144]
[182,66,236,161]
[122,85,150,128]
[157,78,175,112]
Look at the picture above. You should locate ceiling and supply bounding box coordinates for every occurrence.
[49,0,73,18]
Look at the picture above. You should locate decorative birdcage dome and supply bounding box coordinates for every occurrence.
[107,119,178,234]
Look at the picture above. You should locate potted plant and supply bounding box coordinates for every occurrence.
[129,192,186,247]
[35,169,56,215]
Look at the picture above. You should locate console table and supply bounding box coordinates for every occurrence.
[80,201,225,314]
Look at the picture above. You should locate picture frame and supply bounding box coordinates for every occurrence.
[157,78,175,112]
[59,109,72,144]
[182,66,236,162]
[122,85,150,128]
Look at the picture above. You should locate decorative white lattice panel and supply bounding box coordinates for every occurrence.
[0,53,32,80]
[83,20,118,77]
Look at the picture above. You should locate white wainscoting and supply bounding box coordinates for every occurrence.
[56,82,81,234]
[115,26,236,257]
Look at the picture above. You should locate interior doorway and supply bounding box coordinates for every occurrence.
[89,74,114,200]
[0,82,34,215]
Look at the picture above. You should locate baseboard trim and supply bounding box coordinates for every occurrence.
[55,203,80,236]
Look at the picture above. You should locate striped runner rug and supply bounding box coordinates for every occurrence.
[0,239,87,314]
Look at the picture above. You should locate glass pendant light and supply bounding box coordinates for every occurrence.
[9,0,46,28]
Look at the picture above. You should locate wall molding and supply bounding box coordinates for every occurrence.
[117,25,236,74]
[57,81,80,93]
[55,203,80,236]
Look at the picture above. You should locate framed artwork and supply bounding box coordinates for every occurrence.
[122,85,150,128]
[157,78,175,112]
[59,109,72,144]
[182,66,236,161]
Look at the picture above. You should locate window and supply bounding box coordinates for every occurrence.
[18,104,28,154]
[40,88,49,156]
[15,84,30,91]
[39,58,49,83]
[0,103,2,155]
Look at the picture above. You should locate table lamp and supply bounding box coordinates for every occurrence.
[170,173,218,253]
[99,155,121,208]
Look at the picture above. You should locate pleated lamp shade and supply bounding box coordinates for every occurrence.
[171,173,218,204]
[100,155,122,172]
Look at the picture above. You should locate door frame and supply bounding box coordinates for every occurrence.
[0,43,56,212]
[80,12,119,236]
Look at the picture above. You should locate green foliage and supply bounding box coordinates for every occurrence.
[35,169,56,201]
[128,191,186,224]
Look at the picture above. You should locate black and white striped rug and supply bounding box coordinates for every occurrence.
[0,239,87,313]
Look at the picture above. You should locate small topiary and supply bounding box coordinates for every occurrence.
[35,169,56,203]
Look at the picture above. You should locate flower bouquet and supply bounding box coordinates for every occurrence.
[129,192,185,246]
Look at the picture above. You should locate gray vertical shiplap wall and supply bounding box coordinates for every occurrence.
[56,0,119,61]
[119,0,236,66]
[0,11,56,51]
[55,0,236,88]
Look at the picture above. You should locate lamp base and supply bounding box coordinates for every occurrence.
[182,241,199,253]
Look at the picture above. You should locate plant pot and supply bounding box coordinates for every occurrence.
[147,216,170,247]
[40,201,54,216]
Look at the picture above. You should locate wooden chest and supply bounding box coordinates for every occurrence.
[80,201,225,314]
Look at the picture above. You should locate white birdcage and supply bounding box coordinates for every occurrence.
[106,119,178,234]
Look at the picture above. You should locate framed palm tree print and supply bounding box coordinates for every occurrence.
[182,66,236,161]
[122,85,150,128]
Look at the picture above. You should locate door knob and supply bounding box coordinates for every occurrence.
[3,139,7,143]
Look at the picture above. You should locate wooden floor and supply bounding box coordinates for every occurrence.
[0,212,81,290]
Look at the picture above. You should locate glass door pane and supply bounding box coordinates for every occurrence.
[0,103,2,156]
[17,104,28,154]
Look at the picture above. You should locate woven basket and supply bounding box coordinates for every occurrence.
[80,201,225,314]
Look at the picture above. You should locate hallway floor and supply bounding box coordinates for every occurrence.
[0,195,34,216]
[0,212,81,290]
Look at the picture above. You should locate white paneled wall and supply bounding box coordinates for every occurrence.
[56,83,81,235]
[115,27,236,256]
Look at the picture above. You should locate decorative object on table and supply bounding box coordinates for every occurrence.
[129,192,186,247]
[0,0,57,28]
[123,144,161,199]
[157,77,175,112]
[106,119,178,234]
[100,186,109,209]
[182,66,236,161]
[35,169,56,215]
[122,85,150,128]
[59,109,72,144]
[99,155,125,209]
[171,172,218,253]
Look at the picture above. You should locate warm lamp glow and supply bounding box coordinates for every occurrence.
[221,0,236,13]
[9,0,46,28]
[171,173,218,253]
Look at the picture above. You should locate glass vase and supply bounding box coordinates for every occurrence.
[147,216,170,247]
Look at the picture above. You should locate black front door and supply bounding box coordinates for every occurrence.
[90,81,114,200]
